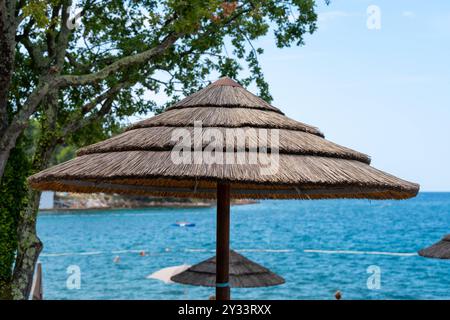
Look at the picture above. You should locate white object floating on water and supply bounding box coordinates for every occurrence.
[304,249,417,257]
[184,248,209,252]
[111,249,144,254]
[78,251,102,256]
[147,264,191,284]
[173,221,196,227]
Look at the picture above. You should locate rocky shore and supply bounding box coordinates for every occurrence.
[42,192,257,211]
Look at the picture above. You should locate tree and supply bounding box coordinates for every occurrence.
[0,0,320,299]
[0,137,31,299]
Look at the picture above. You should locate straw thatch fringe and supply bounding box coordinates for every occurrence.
[128,107,324,137]
[418,235,450,259]
[28,151,419,200]
[77,126,370,164]
[171,250,285,288]
[27,180,416,200]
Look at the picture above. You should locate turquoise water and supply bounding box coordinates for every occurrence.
[37,192,450,300]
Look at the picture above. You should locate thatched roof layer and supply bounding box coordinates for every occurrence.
[171,250,285,288]
[127,107,324,137]
[77,127,371,164]
[418,235,450,259]
[167,77,284,114]
[30,151,417,199]
[28,77,420,200]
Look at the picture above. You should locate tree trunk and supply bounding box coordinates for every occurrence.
[0,148,11,183]
[0,1,15,134]
[0,135,31,300]
[11,189,43,300]
[0,0,16,182]
[11,91,59,299]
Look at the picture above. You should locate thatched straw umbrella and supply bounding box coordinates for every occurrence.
[29,77,419,300]
[418,235,450,259]
[171,250,285,288]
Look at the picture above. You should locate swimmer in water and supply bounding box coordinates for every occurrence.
[139,251,146,256]
[335,290,342,300]
[113,256,120,263]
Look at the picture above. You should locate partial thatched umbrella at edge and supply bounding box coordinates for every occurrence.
[418,235,450,259]
[28,77,420,300]
[171,250,285,288]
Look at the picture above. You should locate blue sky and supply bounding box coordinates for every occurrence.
[251,0,450,191]
[141,0,450,191]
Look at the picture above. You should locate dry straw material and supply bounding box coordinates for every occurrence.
[418,235,450,259]
[28,77,419,200]
[171,250,285,288]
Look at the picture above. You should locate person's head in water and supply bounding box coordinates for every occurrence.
[335,291,342,300]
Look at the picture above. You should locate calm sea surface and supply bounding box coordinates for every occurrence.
[37,192,450,300]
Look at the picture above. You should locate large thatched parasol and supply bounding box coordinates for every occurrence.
[29,77,419,300]
[418,235,450,259]
[171,250,285,288]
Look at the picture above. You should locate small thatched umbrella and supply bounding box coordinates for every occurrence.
[29,77,419,300]
[418,235,450,259]
[171,250,285,288]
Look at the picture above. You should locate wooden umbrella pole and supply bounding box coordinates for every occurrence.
[216,182,231,300]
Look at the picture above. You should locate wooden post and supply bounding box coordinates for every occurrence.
[31,263,43,300]
[216,182,230,300]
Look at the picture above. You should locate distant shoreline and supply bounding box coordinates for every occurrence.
[39,199,258,213]
[38,191,259,212]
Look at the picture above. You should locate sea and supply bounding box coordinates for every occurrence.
[36,192,450,300]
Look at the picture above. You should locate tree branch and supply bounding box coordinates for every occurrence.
[58,32,183,87]
[0,0,18,134]
[60,82,128,137]
[54,1,72,68]
[18,35,46,70]
[0,78,53,150]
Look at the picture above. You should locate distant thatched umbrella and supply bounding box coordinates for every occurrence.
[171,250,285,288]
[418,235,450,259]
[29,77,419,300]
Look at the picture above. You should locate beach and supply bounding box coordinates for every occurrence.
[37,192,450,300]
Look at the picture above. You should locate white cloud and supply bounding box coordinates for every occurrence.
[402,11,416,18]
